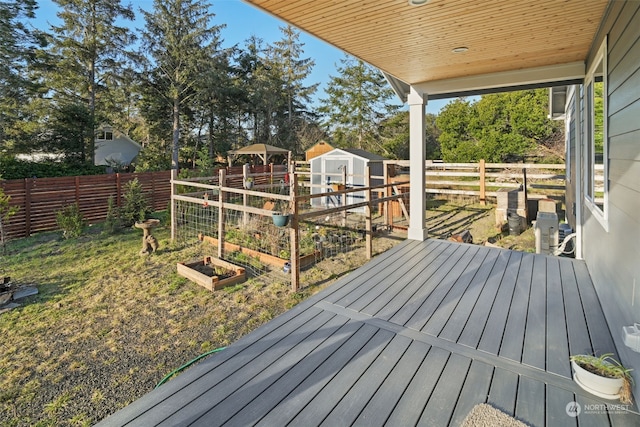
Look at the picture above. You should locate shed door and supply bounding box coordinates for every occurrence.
[323,157,350,207]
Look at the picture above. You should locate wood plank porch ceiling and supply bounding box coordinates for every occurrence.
[246,0,609,86]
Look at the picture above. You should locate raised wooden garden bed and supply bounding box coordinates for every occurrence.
[198,234,320,269]
[177,256,246,291]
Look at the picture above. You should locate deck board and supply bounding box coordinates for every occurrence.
[560,260,593,356]
[477,250,522,354]
[417,353,471,426]
[487,367,519,415]
[388,243,470,326]
[515,376,545,426]
[522,255,548,370]
[344,240,437,312]
[319,334,413,426]
[254,323,380,427]
[546,257,572,377]
[287,328,396,426]
[457,249,511,348]
[499,253,534,362]
[352,340,431,426]
[384,346,451,426]
[449,360,494,426]
[97,239,640,427]
[420,246,490,336]
[406,245,481,331]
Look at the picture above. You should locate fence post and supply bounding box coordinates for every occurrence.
[289,173,300,292]
[365,166,372,259]
[75,176,80,206]
[170,169,177,241]
[116,173,122,207]
[24,178,32,237]
[242,163,250,225]
[341,165,347,227]
[383,163,390,228]
[479,159,486,205]
[218,169,226,260]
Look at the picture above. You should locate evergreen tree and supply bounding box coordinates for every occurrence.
[319,55,399,150]
[269,25,317,156]
[0,1,46,154]
[140,0,223,169]
[379,111,440,160]
[48,0,137,163]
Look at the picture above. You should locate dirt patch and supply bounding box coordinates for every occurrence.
[426,199,536,252]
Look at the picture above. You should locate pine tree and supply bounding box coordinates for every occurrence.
[0,1,45,153]
[140,0,223,169]
[269,25,318,156]
[319,55,399,150]
[48,0,137,163]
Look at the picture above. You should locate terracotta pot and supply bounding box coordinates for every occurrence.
[571,360,624,399]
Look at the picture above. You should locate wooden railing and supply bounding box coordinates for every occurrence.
[386,160,566,203]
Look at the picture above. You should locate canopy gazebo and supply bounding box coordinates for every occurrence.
[227,143,291,166]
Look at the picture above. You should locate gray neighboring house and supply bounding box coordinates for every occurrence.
[94,125,142,167]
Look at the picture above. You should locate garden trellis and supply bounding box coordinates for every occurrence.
[171,163,410,291]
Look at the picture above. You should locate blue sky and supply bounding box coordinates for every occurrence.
[33,0,453,113]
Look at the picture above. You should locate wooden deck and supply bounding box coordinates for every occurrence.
[98,239,640,426]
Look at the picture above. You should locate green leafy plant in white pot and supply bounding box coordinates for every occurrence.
[570,353,633,404]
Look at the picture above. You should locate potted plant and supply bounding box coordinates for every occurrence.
[244,177,254,189]
[570,353,633,403]
[271,200,291,227]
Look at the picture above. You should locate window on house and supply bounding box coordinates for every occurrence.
[585,38,607,224]
[98,130,113,140]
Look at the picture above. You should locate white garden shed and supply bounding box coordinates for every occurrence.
[310,148,386,212]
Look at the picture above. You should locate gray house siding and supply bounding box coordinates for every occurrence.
[581,0,640,398]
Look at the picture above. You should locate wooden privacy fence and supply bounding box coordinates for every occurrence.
[1,171,171,239]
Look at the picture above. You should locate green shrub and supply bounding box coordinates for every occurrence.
[0,184,19,254]
[120,179,151,226]
[102,196,121,234]
[56,204,85,239]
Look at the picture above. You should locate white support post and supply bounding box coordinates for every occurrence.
[407,86,428,241]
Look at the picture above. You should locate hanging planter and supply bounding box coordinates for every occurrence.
[570,354,633,403]
[244,178,254,189]
[272,213,290,227]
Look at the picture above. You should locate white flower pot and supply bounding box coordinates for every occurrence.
[571,360,624,399]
